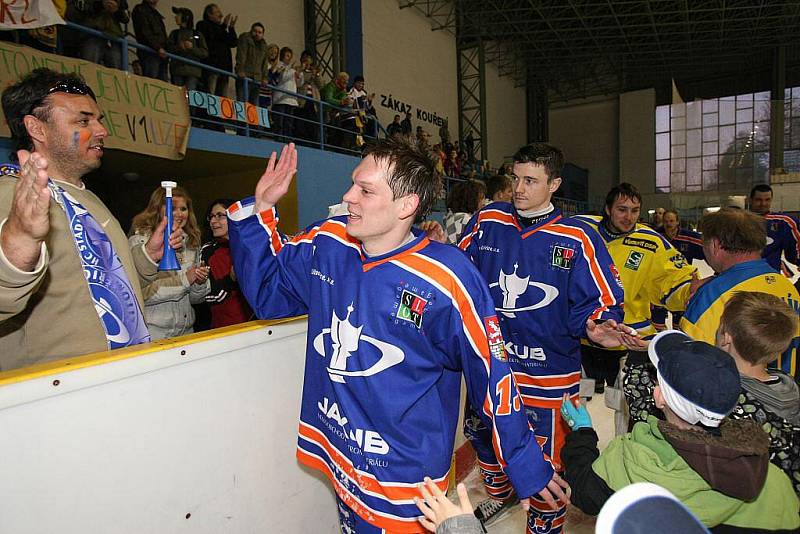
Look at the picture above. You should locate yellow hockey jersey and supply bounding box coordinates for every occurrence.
[575,215,697,345]
[680,259,800,378]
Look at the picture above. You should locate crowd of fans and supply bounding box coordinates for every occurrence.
[0,1,386,149]
[1,62,800,534]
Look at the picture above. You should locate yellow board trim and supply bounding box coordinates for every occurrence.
[0,317,307,387]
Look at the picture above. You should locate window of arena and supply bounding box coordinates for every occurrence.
[655,88,800,193]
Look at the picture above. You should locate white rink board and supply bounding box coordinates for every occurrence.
[0,319,340,534]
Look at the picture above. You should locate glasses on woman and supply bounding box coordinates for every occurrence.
[207,212,227,221]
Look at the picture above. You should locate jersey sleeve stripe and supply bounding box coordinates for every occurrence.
[393,254,489,365]
[393,252,519,470]
[256,208,284,254]
[775,215,800,257]
[514,371,581,388]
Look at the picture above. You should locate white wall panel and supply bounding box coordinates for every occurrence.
[362,1,457,140]
[0,320,339,534]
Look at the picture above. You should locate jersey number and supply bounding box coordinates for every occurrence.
[496,375,522,415]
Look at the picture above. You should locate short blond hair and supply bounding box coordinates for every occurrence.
[719,291,798,366]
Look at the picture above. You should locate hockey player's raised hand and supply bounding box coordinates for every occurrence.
[254,143,298,213]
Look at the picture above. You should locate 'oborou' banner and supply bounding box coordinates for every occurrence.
[188,90,270,128]
[379,93,448,129]
[0,42,190,160]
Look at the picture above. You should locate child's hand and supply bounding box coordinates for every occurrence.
[414,478,472,532]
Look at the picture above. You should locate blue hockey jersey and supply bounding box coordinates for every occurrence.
[661,227,705,264]
[763,212,800,272]
[458,203,624,407]
[227,199,551,532]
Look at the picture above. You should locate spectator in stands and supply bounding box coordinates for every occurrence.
[438,121,450,148]
[416,128,432,150]
[129,186,210,340]
[431,143,445,175]
[718,291,800,496]
[260,43,280,109]
[234,22,269,105]
[443,180,486,244]
[82,0,129,70]
[387,114,403,138]
[63,0,95,58]
[485,174,513,203]
[320,71,350,109]
[320,72,354,147]
[132,0,168,81]
[196,3,237,97]
[749,184,800,274]
[167,7,208,92]
[200,199,253,329]
[464,131,475,163]
[294,50,322,143]
[0,68,177,370]
[443,149,460,178]
[271,47,298,140]
[348,75,376,116]
[348,75,376,139]
[400,110,412,136]
[561,330,800,531]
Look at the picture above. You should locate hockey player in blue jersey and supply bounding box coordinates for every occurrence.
[750,184,800,274]
[458,143,629,533]
[227,140,569,533]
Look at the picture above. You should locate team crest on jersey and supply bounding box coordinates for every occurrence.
[392,282,434,330]
[765,274,777,284]
[669,253,686,269]
[625,250,644,270]
[397,289,428,328]
[551,245,576,270]
[484,316,507,361]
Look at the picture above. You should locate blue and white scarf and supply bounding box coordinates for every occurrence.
[1,164,150,349]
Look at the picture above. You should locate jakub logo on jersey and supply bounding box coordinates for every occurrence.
[484,316,507,361]
[313,304,405,383]
[489,263,559,318]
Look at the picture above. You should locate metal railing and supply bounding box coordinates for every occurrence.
[61,21,386,155]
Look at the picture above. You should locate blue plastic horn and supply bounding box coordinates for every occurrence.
[158,180,180,271]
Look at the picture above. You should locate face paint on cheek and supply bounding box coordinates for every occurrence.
[79,130,91,147]
[72,131,80,148]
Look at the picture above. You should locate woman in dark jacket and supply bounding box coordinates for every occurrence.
[196,3,238,96]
